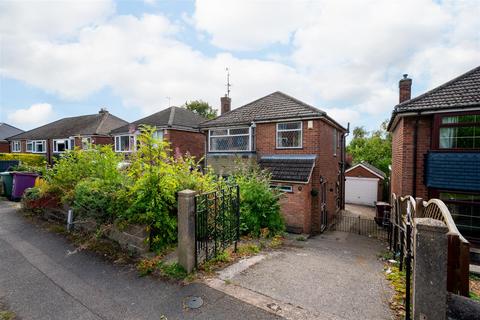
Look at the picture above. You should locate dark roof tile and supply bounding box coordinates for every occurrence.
[259,155,316,183]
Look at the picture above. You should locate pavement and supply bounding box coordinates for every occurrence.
[345,204,376,219]
[0,200,279,320]
[210,231,394,320]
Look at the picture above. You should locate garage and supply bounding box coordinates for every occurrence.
[345,162,386,206]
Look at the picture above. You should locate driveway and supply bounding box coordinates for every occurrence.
[0,201,279,320]
[210,232,393,320]
[345,203,376,219]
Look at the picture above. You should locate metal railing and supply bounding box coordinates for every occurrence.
[330,213,389,240]
[194,185,240,267]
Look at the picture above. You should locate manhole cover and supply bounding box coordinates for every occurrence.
[185,296,203,309]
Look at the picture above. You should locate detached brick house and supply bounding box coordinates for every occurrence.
[7,109,127,164]
[0,123,23,153]
[388,66,480,244]
[110,107,206,160]
[201,92,347,234]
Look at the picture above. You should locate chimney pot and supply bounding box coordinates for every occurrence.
[99,107,108,114]
[220,96,231,115]
[399,74,412,103]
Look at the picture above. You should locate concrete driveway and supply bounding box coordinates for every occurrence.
[0,200,279,320]
[345,204,376,219]
[210,232,393,320]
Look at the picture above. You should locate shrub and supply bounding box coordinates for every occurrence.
[0,152,47,167]
[229,164,284,236]
[46,145,123,204]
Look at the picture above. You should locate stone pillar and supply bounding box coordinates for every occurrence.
[413,218,448,320]
[177,189,197,273]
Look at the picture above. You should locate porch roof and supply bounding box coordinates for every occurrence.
[259,154,316,183]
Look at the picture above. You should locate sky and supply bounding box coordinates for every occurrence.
[0,0,479,132]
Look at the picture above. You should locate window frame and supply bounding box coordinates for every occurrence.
[433,111,480,151]
[271,185,293,193]
[276,121,303,149]
[11,141,21,152]
[30,140,46,153]
[53,138,74,153]
[114,134,136,153]
[208,127,252,152]
[81,137,92,150]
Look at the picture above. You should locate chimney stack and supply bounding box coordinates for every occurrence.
[99,107,108,114]
[221,95,231,114]
[399,74,412,103]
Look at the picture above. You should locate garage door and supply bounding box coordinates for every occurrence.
[345,177,378,206]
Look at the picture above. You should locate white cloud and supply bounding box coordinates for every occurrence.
[7,103,56,129]
[0,0,479,132]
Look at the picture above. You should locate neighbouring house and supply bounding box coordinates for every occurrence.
[200,92,347,234]
[388,66,480,245]
[0,123,23,153]
[7,109,128,164]
[345,162,386,206]
[110,106,206,160]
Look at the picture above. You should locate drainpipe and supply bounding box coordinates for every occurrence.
[341,123,350,210]
[412,115,419,198]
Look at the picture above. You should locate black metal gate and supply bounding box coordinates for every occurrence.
[330,213,390,240]
[194,185,240,267]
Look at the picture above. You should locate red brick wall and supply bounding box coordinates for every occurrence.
[91,135,114,146]
[390,115,432,199]
[277,182,312,234]
[256,119,342,233]
[165,129,205,161]
[0,142,10,153]
[346,166,384,201]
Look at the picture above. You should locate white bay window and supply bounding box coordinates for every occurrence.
[115,135,136,152]
[209,127,251,152]
[53,138,75,153]
[31,140,46,153]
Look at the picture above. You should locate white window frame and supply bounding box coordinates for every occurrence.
[114,135,136,152]
[208,127,251,152]
[31,140,46,153]
[271,185,293,193]
[11,141,21,152]
[26,140,33,152]
[53,138,74,153]
[81,137,92,150]
[276,121,303,149]
[333,128,338,156]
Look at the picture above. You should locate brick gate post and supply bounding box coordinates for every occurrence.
[178,190,197,273]
[413,218,448,320]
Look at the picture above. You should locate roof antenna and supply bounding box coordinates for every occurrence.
[166,96,171,107]
[225,67,231,97]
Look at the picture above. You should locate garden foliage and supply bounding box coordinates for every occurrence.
[0,152,47,167]
[22,126,284,251]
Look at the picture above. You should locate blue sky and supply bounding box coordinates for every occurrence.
[1,0,479,131]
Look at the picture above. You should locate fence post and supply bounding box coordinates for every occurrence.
[413,218,448,320]
[178,189,197,273]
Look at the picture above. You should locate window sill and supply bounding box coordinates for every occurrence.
[275,147,303,150]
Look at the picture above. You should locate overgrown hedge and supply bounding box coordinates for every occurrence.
[0,153,47,166]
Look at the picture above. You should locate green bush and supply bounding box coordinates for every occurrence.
[229,164,284,236]
[46,145,123,203]
[0,152,47,167]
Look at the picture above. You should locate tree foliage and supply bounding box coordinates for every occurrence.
[183,100,217,119]
[347,120,392,176]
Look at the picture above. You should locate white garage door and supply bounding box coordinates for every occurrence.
[345,177,378,206]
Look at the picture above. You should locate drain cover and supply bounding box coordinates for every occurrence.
[185,296,204,309]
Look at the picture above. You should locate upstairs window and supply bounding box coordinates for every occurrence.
[115,135,136,152]
[437,113,480,149]
[209,127,250,152]
[276,122,302,149]
[53,138,74,153]
[11,141,21,152]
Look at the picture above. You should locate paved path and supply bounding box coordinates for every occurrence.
[345,204,376,219]
[0,201,279,320]
[213,231,393,320]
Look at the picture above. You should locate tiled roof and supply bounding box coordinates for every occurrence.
[201,91,329,128]
[111,107,206,134]
[8,111,128,140]
[0,123,23,140]
[425,152,480,192]
[394,65,480,114]
[259,154,316,183]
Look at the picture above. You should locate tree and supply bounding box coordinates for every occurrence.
[183,100,217,120]
[347,120,392,176]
